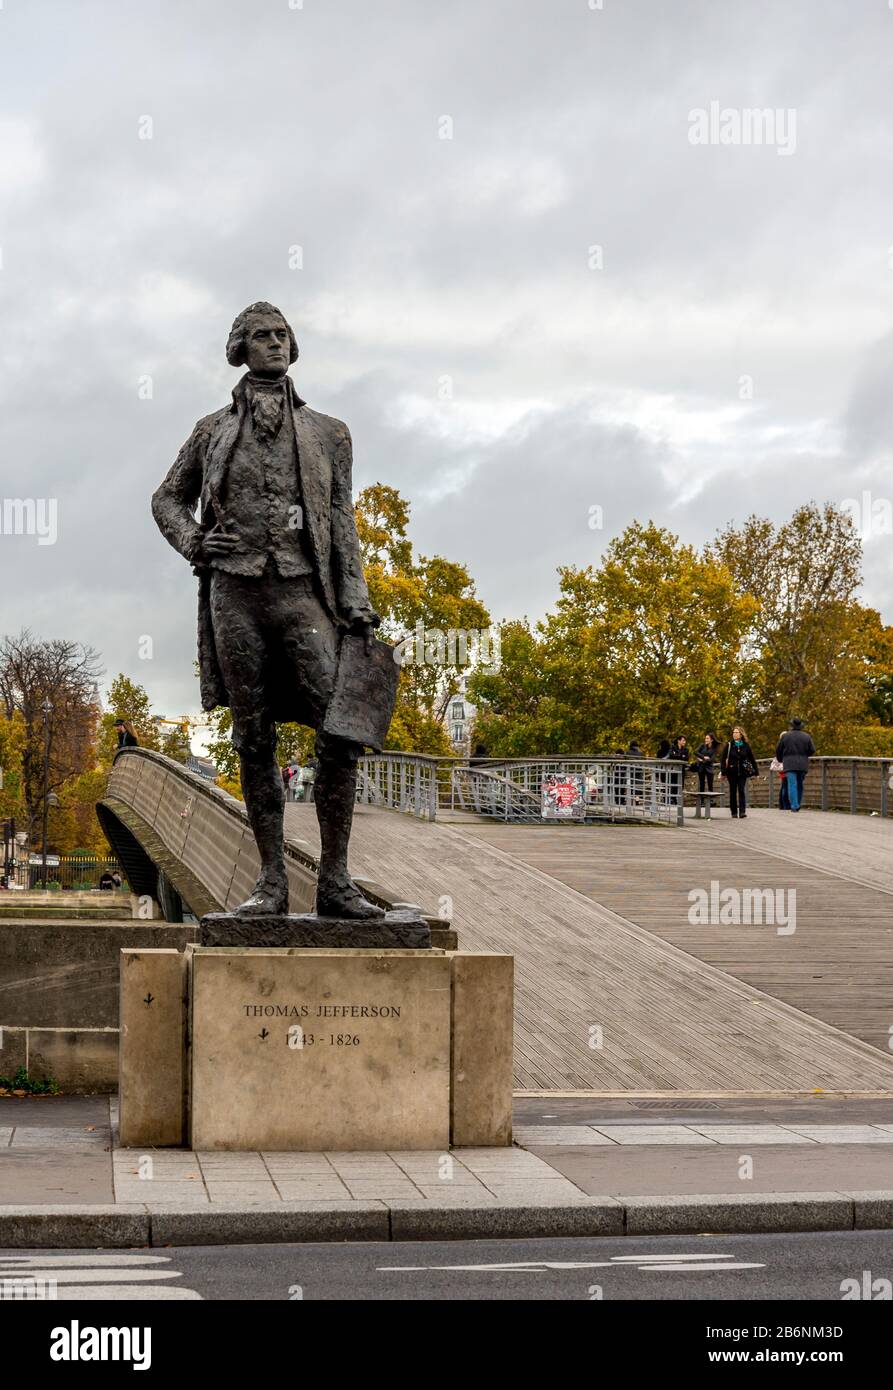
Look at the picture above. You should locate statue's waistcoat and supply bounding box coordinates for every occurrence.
[211,407,313,580]
[201,386,337,621]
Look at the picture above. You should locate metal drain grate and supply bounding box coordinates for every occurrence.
[632,1100,720,1111]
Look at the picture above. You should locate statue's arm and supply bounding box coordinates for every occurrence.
[151,423,207,565]
[330,424,380,628]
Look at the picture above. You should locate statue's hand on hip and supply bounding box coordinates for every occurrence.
[201,525,242,560]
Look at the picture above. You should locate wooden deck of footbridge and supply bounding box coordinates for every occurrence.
[284,803,893,1093]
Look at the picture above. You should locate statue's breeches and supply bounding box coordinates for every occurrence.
[209,563,340,753]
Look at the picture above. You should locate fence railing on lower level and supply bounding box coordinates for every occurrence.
[2,855,126,892]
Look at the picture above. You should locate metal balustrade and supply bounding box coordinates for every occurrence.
[753,756,893,815]
[356,752,441,820]
[450,759,685,825]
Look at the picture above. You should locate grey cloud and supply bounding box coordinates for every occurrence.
[0,0,890,718]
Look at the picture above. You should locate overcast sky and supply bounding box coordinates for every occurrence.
[2,0,892,736]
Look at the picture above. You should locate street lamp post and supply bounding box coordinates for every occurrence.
[41,696,53,889]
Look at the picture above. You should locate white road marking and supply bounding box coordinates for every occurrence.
[43,1286,202,1300]
[380,1252,765,1274]
[642,1263,765,1272]
[0,1269,183,1284]
[0,1253,203,1301]
[610,1253,734,1262]
[0,1255,171,1267]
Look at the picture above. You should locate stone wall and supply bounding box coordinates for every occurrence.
[0,920,197,1092]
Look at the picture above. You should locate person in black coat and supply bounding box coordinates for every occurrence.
[665,735,689,763]
[663,735,690,805]
[720,724,757,818]
[776,717,816,812]
[694,731,719,802]
[114,718,139,749]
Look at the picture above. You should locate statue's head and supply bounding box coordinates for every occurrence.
[226,302,298,377]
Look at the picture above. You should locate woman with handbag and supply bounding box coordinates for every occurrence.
[720,724,757,819]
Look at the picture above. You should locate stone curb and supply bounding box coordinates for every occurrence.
[849,1191,893,1230]
[388,1198,623,1241]
[1,1191,891,1247]
[0,1206,150,1249]
[149,1201,390,1246]
[624,1192,855,1235]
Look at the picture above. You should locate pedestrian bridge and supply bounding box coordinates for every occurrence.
[97,748,893,1094]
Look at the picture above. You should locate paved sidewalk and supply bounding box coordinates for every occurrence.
[0,1095,112,1203]
[3,1094,893,1246]
[112,1145,585,1206]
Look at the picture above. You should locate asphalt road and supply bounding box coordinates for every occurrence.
[4,1230,893,1301]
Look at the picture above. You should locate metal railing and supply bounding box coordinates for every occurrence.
[450,759,685,825]
[357,752,441,820]
[466,755,893,820]
[3,854,125,892]
[754,756,893,815]
[356,754,687,824]
[450,765,542,821]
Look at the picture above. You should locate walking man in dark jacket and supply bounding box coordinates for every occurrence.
[776,718,815,813]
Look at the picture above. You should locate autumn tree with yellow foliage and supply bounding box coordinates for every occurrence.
[356,484,491,755]
[470,523,757,756]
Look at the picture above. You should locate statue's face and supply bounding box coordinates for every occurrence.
[244,313,290,376]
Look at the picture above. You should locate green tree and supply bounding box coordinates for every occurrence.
[0,709,26,823]
[356,484,489,750]
[470,523,757,755]
[468,621,558,756]
[862,620,893,727]
[0,631,102,846]
[708,503,878,749]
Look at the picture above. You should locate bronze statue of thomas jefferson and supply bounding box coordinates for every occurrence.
[152,301,386,919]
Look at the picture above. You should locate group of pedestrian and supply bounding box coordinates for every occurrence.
[282,757,317,803]
[660,729,758,817]
[621,719,814,818]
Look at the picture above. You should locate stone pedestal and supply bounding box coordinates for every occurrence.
[119,948,187,1147]
[119,945,514,1151]
[451,952,514,1147]
[188,947,451,1151]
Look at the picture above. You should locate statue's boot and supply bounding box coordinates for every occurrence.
[314,758,385,919]
[235,866,289,917]
[235,751,289,916]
